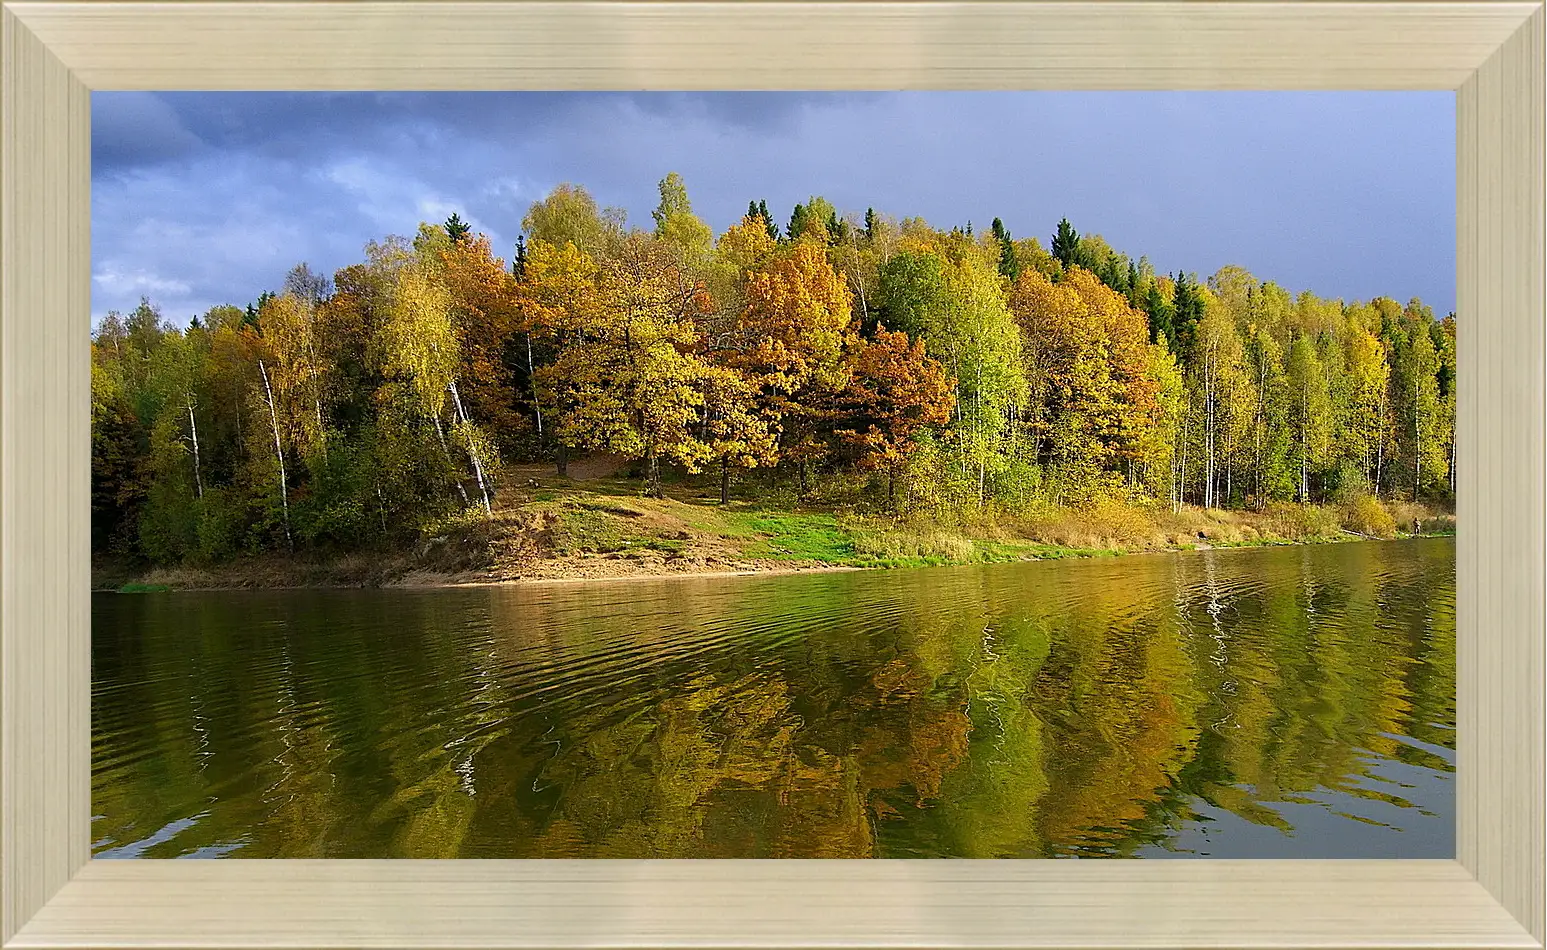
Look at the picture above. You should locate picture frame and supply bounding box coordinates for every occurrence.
[2,1,1542,947]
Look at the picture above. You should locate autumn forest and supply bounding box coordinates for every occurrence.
[90,174,1457,569]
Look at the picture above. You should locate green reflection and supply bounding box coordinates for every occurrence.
[92,538,1455,858]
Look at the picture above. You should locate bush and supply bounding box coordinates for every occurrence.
[194,486,246,562]
[1340,492,1397,538]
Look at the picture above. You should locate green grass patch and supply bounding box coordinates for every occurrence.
[733,512,857,562]
[118,582,171,593]
[552,504,637,554]
[639,537,687,555]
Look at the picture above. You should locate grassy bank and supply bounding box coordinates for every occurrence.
[94,461,1455,592]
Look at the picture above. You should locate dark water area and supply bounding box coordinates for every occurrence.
[91,538,1455,859]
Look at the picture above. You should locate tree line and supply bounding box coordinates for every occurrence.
[91,174,1457,564]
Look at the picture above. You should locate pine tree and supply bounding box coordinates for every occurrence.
[1142,284,1175,348]
[444,212,471,244]
[1051,218,1081,271]
[758,200,777,240]
[787,204,807,243]
[991,218,1022,281]
[1170,272,1205,356]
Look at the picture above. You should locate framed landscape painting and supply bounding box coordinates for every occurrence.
[3,1,1544,948]
[86,87,1461,862]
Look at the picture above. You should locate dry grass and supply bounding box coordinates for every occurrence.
[1387,498,1456,534]
[849,525,978,564]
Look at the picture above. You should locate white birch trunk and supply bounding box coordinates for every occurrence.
[186,397,203,500]
[258,359,292,551]
[432,414,471,506]
[1375,384,1386,496]
[526,333,544,438]
[448,379,493,515]
[1413,376,1422,499]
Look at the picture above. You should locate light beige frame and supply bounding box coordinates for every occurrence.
[1,1,1543,947]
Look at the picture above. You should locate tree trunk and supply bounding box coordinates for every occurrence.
[448,379,493,515]
[556,441,568,478]
[526,332,544,439]
[720,458,731,506]
[1254,360,1265,504]
[1200,357,1212,510]
[432,414,471,506]
[315,397,326,458]
[797,460,810,497]
[1375,385,1386,497]
[646,449,661,498]
[186,397,203,500]
[1413,377,1422,500]
[1177,412,1189,510]
[888,468,897,508]
[1300,423,1309,504]
[258,360,292,552]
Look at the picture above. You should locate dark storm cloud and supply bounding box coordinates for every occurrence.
[91,91,1454,326]
[90,92,207,172]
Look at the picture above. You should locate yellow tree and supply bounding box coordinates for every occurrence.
[1343,322,1391,492]
[1187,294,1253,508]
[1008,266,1155,496]
[257,292,329,458]
[538,234,717,497]
[698,364,778,505]
[438,233,526,450]
[1138,338,1186,508]
[518,238,605,477]
[381,260,495,514]
[1285,331,1334,502]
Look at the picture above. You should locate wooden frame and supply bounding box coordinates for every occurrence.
[1,1,1542,947]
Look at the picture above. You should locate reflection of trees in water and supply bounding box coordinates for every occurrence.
[91,541,1456,858]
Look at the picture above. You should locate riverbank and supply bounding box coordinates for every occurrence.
[93,468,1455,592]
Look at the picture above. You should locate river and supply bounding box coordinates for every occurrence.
[91,537,1455,859]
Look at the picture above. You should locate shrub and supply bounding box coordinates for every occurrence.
[1340,492,1397,538]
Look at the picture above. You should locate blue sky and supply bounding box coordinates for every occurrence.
[91,91,1456,323]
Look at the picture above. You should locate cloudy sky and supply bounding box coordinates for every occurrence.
[91,91,1455,324]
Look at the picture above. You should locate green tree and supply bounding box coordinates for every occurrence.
[443,212,472,244]
[1051,218,1082,271]
[1285,333,1334,502]
[1393,326,1444,499]
[652,172,714,268]
[991,218,1022,282]
[1242,324,1295,504]
[522,183,626,259]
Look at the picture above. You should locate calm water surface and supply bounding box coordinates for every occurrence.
[92,538,1455,858]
